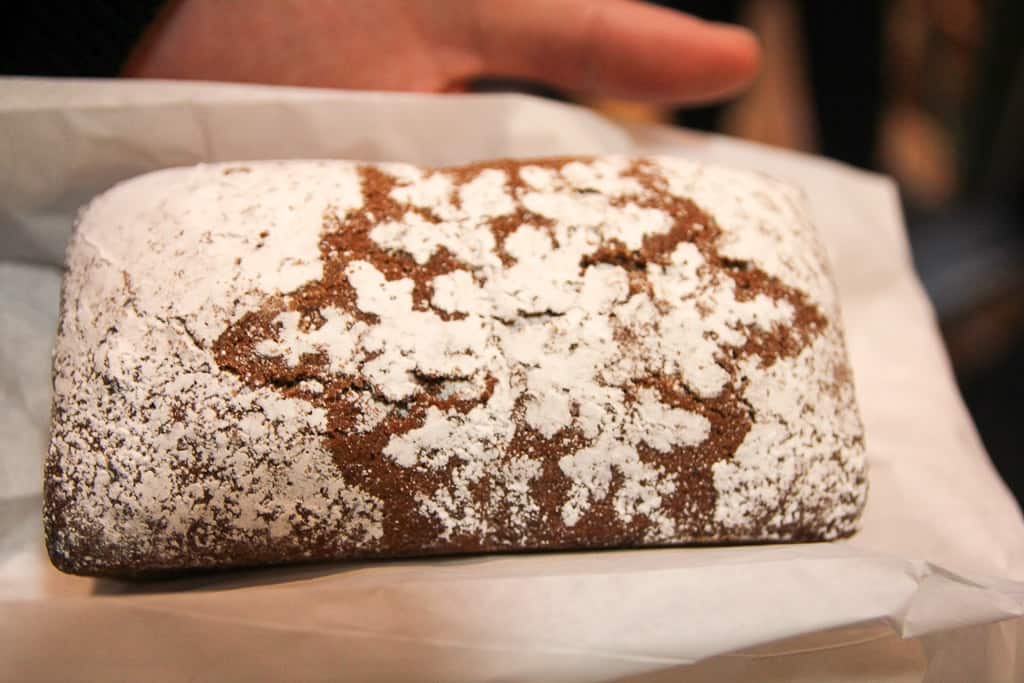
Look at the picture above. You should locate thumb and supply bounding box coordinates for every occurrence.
[468,0,760,104]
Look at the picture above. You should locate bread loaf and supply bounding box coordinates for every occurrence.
[45,156,867,577]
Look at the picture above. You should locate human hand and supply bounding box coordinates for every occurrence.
[125,0,760,105]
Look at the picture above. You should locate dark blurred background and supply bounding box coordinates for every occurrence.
[577,0,1024,504]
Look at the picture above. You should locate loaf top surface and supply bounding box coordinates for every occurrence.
[47,156,866,574]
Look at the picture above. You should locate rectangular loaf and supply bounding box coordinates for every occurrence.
[45,156,867,576]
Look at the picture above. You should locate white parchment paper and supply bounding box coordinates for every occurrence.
[1,78,1023,682]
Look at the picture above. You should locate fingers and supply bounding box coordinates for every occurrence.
[126,0,760,103]
[469,0,761,104]
[124,0,477,92]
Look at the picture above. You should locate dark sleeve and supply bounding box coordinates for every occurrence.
[1,2,168,77]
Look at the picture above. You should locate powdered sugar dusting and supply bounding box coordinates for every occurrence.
[46,156,866,575]
[256,307,366,373]
[48,247,382,573]
[711,332,866,534]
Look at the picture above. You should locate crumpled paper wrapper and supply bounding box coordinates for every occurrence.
[1,78,1023,682]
